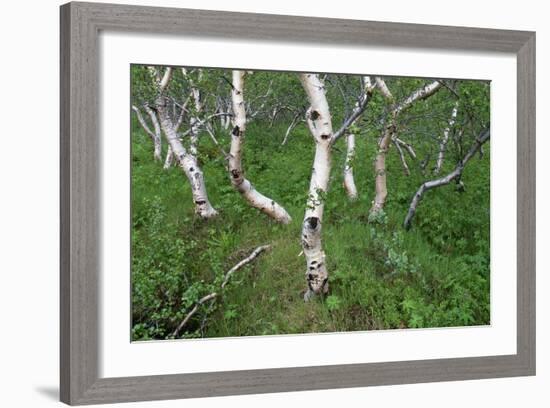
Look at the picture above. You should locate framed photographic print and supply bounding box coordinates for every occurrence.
[60,1,535,405]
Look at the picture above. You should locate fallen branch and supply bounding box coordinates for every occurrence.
[171,244,271,338]
[221,245,271,288]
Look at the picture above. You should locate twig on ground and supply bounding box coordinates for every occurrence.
[171,244,271,338]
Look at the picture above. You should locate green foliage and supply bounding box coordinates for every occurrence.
[131,71,490,340]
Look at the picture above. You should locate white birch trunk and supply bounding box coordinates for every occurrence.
[338,76,374,200]
[299,73,334,300]
[144,105,162,161]
[343,133,358,199]
[370,80,442,215]
[157,99,218,219]
[434,100,459,174]
[149,67,217,219]
[131,105,162,161]
[281,111,301,145]
[228,70,292,224]
[371,115,395,213]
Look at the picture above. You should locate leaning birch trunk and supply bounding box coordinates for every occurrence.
[228,70,291,224]
[370,79,442,215]
[150,67,218,219]
[144,105,162,161]
[434,100,459,174]
[157,99,218,218]
[299,73,333,300]
[404,128,490,229]
[343,132,358,199]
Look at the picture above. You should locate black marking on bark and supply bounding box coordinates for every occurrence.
[321,134,330,140]
[189,167,194,172]
[231,169,240,179]
[271,200,275,207]
[195,200,206,205]
[309,266,315,271]
[321,277,329,288]
[310,110,320,121]
[310,260,317,265]
[232,125,241,136]
[307,217,319,230]
[307,273,315,281]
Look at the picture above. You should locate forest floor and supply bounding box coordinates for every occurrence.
[131,120,490,341]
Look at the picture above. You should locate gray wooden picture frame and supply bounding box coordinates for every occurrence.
[60,1,536,405]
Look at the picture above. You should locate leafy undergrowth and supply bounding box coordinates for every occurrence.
[131,119,490,341]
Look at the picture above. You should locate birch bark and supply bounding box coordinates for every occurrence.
[371,79,442,215]
[340,76,374,200]
[131,105,162,161]
[434,100,459,174]
[299,73,334,300]
[343,133,358,199]
[228,70,292,224]
[152,67,218,219]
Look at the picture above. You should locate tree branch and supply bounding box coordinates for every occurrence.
[404,128,490,229]
[171,245,271,337]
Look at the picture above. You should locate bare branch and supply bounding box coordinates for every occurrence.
[172,245,271,337]
[332,76,374,142]
[404,128,490,229]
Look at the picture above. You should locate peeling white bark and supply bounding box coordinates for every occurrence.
[434,100,459,174]
[404,129,490,229]
[299,73,334,300]
[228,70,291,224]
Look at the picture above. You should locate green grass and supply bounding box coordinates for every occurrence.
[131,118,490,341]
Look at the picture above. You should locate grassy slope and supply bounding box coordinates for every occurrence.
[131,119,490,340]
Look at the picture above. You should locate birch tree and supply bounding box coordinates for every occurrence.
[298,74,376,299]
[341,76,375,199]
[151,67,218,219]
[228,70,292,224]
[434,100,459,174]
[404,128,490,229]
[300,73,333,300]
[370,78,442,215]
[131,104,162,161]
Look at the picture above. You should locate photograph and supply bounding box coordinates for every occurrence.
[130,65,490,341]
